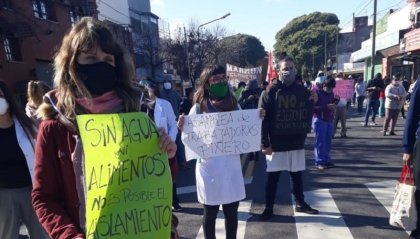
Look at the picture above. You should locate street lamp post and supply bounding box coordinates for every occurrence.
[186,13,231,86]
[197,13,231,32]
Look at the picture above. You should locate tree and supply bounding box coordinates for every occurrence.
[273,12,339,76]
[160,21,227,87]
[217,34,266,68]
[131,19,166,79]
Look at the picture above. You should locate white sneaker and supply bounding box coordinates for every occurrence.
[368,122,377,126]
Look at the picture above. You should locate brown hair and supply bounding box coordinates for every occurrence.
[47,17,139,120]
[193,65,237,112]
[0,81,36,138]
[27,81,50,108]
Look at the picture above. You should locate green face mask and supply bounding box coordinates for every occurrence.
[209,81,229,98]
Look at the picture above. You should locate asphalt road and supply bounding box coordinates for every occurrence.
[174,106,410,239]
[19,105,410,239]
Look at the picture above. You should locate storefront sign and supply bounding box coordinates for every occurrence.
[404,28,420,52]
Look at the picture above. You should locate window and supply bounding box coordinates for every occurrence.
[3,37,22,62]
[86,1,97,16]
[32,0,56,21]
[0,0,12,8]
[69,8,80,24]
[416,11,420,24]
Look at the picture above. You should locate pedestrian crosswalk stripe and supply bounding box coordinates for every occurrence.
[177,185,196,195]
[365,180,396,214]
[196,200,252,239]
[365,180,410,235]
[176,180,407,238]
[294,189,354,239]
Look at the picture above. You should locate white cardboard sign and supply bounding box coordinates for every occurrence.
[181,109,261,160]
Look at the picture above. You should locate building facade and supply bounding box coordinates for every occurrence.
[399,0,420,81]
[97,0,160,81]
[0,0,97,100]
[335,16,372,76]
[351,0,419,81]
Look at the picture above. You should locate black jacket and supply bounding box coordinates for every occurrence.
[258,79,313,152]
[238,79,261,110]
[366,78,385,100]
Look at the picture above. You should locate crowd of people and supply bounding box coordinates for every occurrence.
[1,16,420,239]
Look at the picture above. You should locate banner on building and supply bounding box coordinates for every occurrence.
[333,79,355,100]
[226,64,262,87]
[181,109,261,160]
[76,112,172,239]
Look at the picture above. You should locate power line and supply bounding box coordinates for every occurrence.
[340,0,374,28]
[98,13,126,25]
[376,0,405,15]
[98,0,130,20]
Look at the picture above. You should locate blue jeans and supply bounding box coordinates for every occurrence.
[357,96,365,113]
[379,98,385,117]
[313,118,333,165]
[364,98,379,124]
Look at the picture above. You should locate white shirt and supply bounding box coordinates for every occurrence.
[151,98,178,141]
[265,149,305,172]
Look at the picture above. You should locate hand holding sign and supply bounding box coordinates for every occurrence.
[158,128,177,158]
[177,114,185,132]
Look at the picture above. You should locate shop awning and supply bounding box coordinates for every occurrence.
[343,62,365,73]
[351,30,402,62]
[394,53,420,61]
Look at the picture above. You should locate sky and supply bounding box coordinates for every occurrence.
[151,0,406,51]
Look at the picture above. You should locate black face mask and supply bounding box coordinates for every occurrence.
[77,62,117,96]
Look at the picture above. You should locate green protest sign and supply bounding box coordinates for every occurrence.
[76,112,172,239]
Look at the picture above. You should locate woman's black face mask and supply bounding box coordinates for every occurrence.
[77,62,117,96]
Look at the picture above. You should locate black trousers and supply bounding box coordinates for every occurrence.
[202,201,239,239]
[265,171,304,208]
[172,183,179,205]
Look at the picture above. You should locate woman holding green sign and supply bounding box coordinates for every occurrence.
[31,17,177,239]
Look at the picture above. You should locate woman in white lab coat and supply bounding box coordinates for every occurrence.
[178,65,246,239]
[144,80,182,211]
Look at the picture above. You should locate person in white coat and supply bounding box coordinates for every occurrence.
[383,74,407,136]
[178,65,264,239]
[179,65,244,239]
[144,80,182,211]
[0,80,49,239]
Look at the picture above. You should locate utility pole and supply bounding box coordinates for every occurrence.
[324,32,327,69]
[336,26,339,73]
[370,0,377,80]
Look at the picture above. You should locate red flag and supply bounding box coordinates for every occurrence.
[266,51,276,84]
